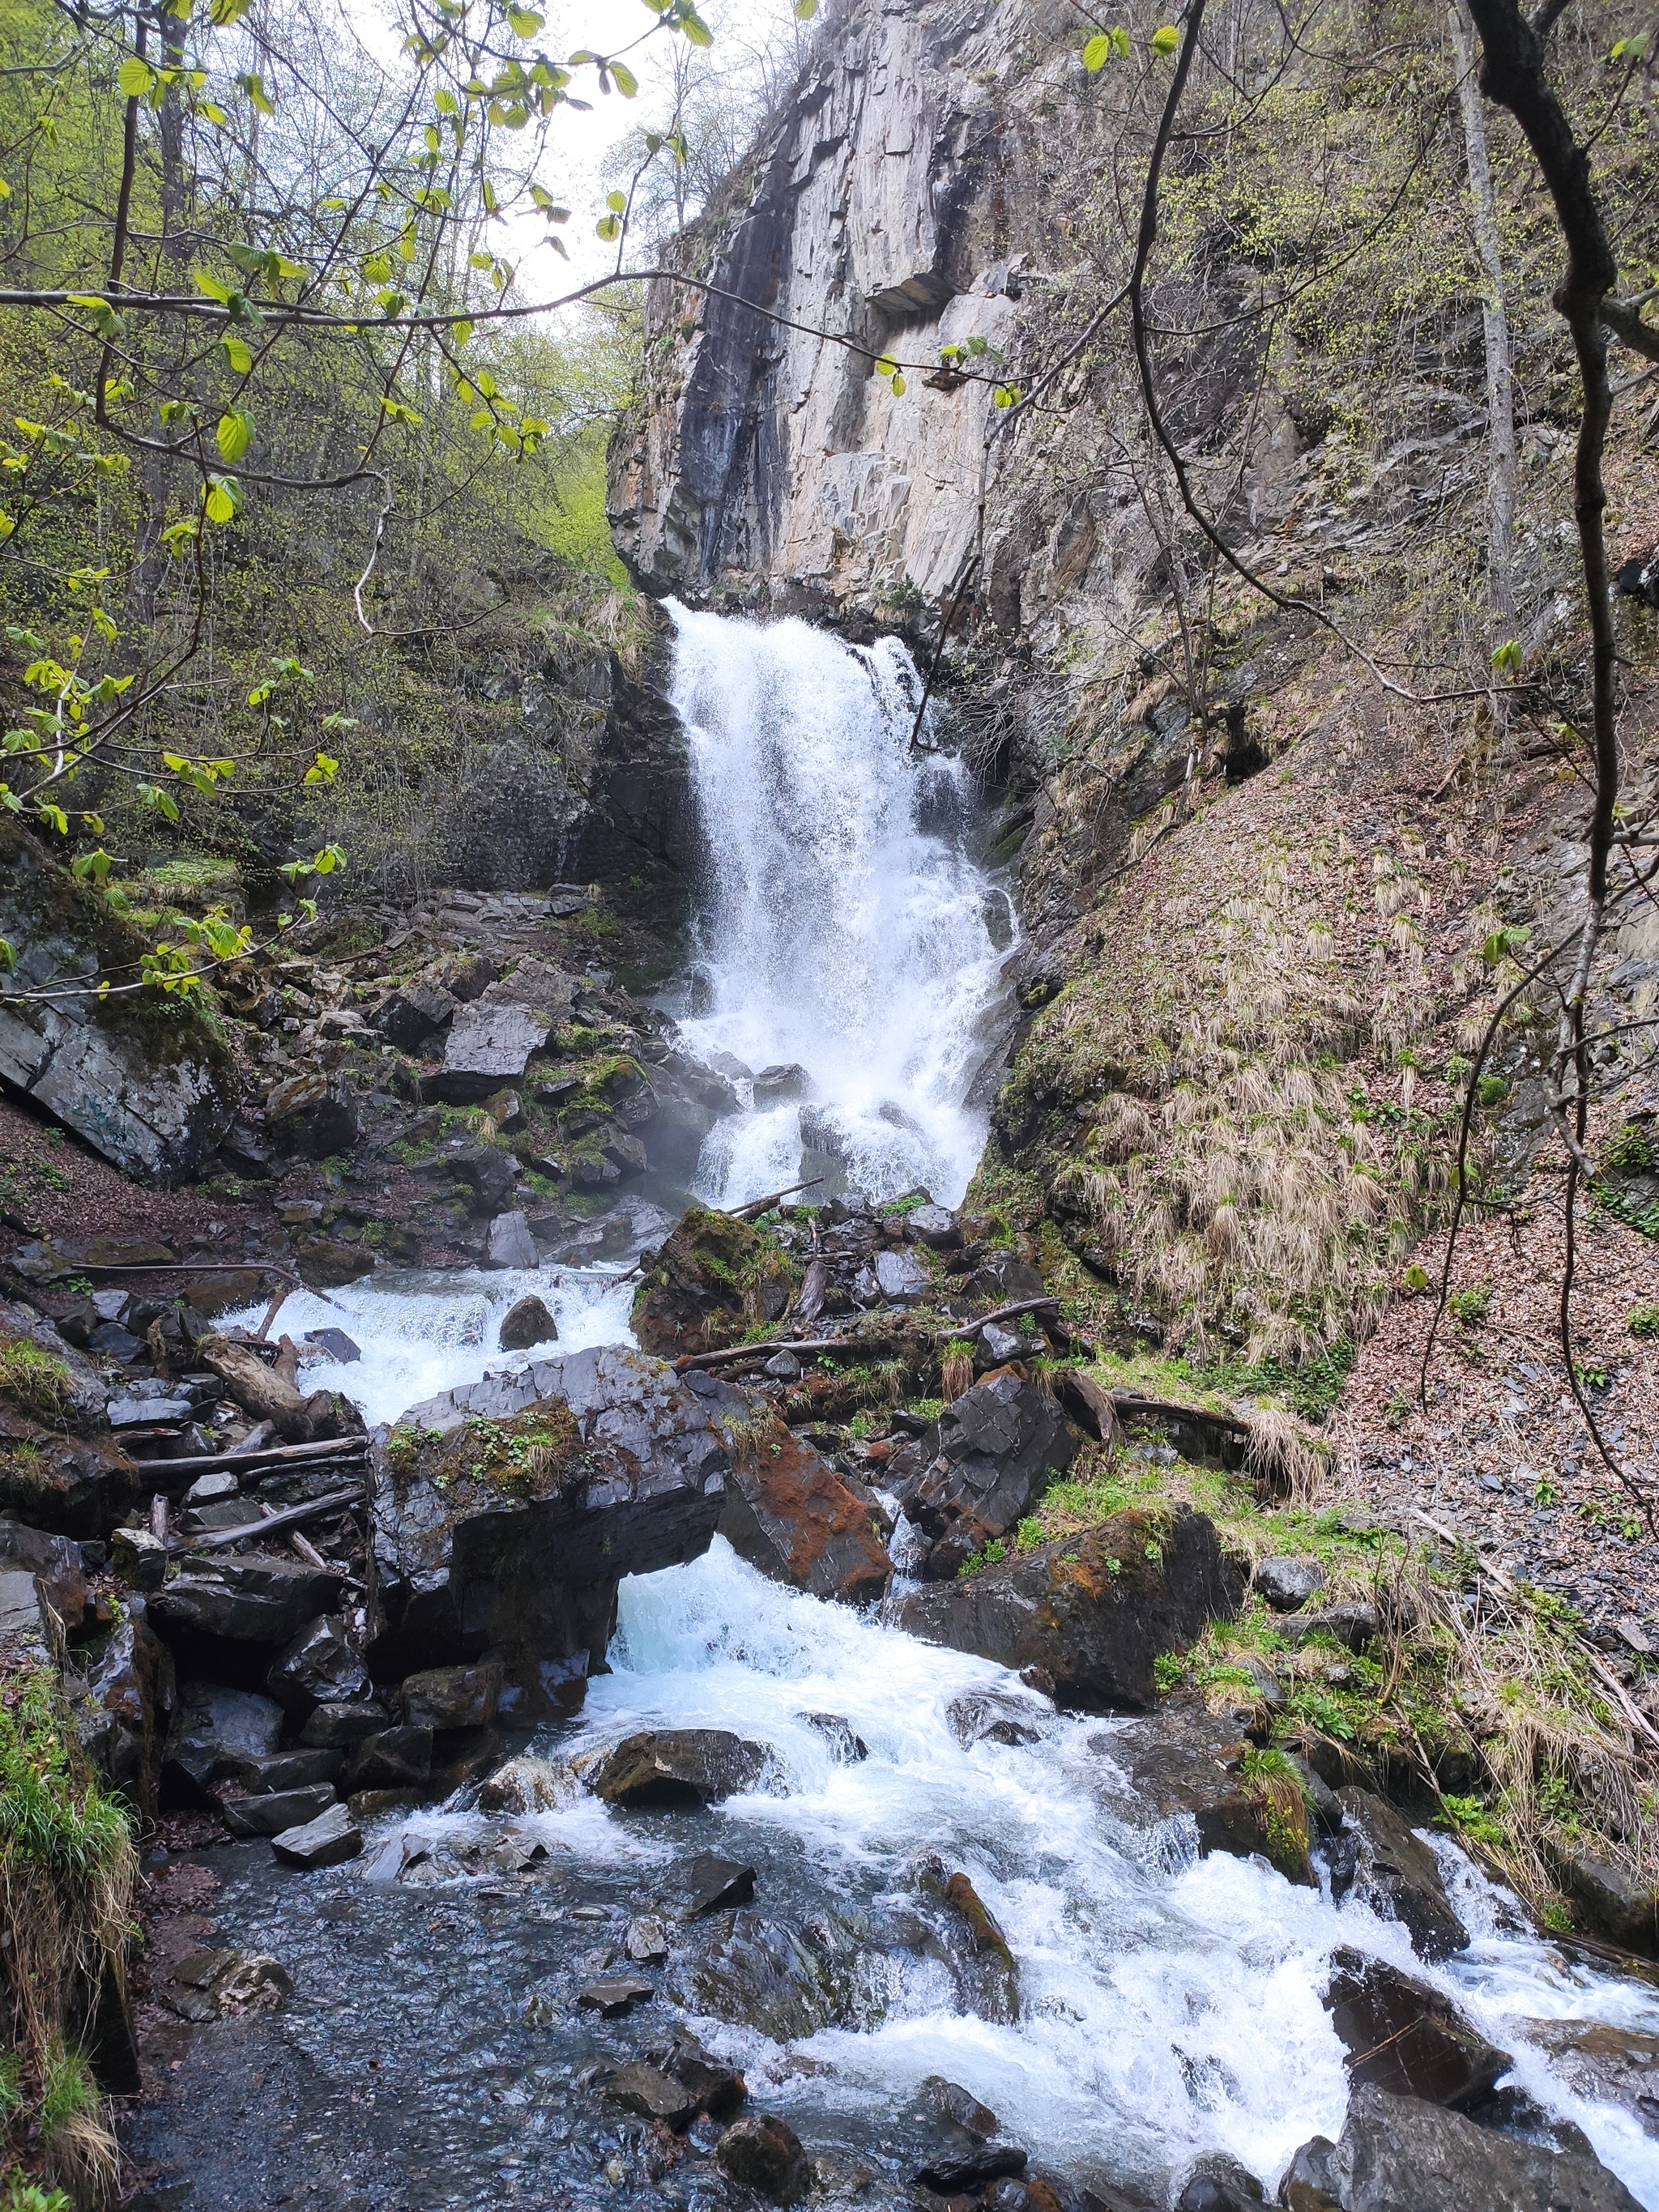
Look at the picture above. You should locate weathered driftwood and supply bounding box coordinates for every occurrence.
[134,1434,369,1481]
[188,1487,365,1551]
[198,1332,355,1444]
[726,1177,824,1221]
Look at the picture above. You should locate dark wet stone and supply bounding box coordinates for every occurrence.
[1282,1603,1381,1655]
[344,1726,432,1792]
[1550,1848,1659,1957]
[497,1294,558,1351]
[795,1711,868,1762]
[302,1327,361,1364]
[399,1660,502,1731]
[607,2061,697,2125]
[369,1345,731,1698]
[297,1699,389,1748]
[920,1862,1021,2023]
[1330,1789,1469,1959]
[154,1555,347,1646]
[163,1681,284,1801]
[1513,2018,1659,2138]
[905,1204,961,1249]
[919,2073,999,2138]
[577,1976,653,2018]
[232,1748,343,1793]
[270,1801,361,1869]
[1310,2084,1644,2210]
[629,1205,799,1357]
[0,1519,87,1629]
[220,1783,338,1837]
[916,2144,1029,2192]
[946,1687,1048,1748]
[677,1852,758,1919]
[1098,1695,1314,1886]
[591,1728,767,1808]
[718,1420,891,1605]
[1174,2152,1265,2208]
[71,1596,176,1816]
[1324,1949,1508,2108]
[717,2113,812,2204]
[266,1613,371,1711]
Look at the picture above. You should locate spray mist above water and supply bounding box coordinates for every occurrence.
[664,602,1014,1210]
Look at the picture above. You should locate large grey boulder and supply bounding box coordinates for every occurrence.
[154,1554,348,1646]
[423,1001,552,1104]
[889,1506,1242,1710]
[70,1596,176,1816]
[0,825,236,1181]
[894,1368,1080,1580]
[1288,2085,1643,2210]
[369,1345,733,1705]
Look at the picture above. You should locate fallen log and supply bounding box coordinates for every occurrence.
[726,1177,824,1221]
[198,1332,359,1444]
[129,1433,369,1481]
[672,1295,1064,1375]
[189,1487,365,1551]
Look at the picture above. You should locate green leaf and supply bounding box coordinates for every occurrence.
[210,0,255,23]
[889,372,906,396]
[993,384,1017,407]
[203,473,241,525]
[605,190,627,211]
[595,213,621,241]
[1491,638,1522,674]
[117,56,156,97]
[875,356,898,377]
[505,3,544,30]
[680,7,712,45]
[220,334,254,373]
[1150,22,1179,53]
[794,0,818,15]
[194,270,233,305]
[215,407,254,462]
[36,803,68,834]
[237,70,274,113]
[1081,32,1111,68]
[0,937,14,970]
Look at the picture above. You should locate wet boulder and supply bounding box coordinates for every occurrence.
[1330,1788,1469,1960]
[153,1553,347,1645]
[676,1909,864,2039]
[345,1725,432,1792]
[423,1000,552,1105]
[399,1660,502,1731]
[1089,1694,1313,1885]
[717,1416,890,1605]
[1549,1847,1659,1956]
[70,1596,177,1816]
[919,2147,1030,2193]
[919,1860,1021,2023]
[1324,1948,1509,2108]
[220,1782,339,1837]
[1293,2083,1644,2210]
[484,1211,538,1270]
[591,1728,769,1808]
[889,1507,1243,1710]
[299,1699,389,1748]
[898,1368,1080,1580]
[498,1294,558,1351]
[266,1614,372,1711]
[905,1204,961,1250]
[374,976,458,1052]
[232,1748,343,1792]
[1172,2156,1264,2210]
[0,1297,112,1436]
[0,1519,87,1630]
[675,1852,759,1918]
[717,2114,812,2205]
[163,1681,284,1802]
[369,1346,731,1705]
[271,1801,362,1869]
[630,1206,800,1357]
[1514,2019,1659,2138]
[633,2027,747,2119]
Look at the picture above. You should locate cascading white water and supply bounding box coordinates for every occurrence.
[664,602,1013,1210]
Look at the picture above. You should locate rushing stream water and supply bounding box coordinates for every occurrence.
[130,613,1659,2211]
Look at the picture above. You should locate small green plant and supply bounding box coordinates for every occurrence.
[1015,1515,1043,1551]
[1475,1075,1508,1108]
[1574,1360,1609,1392]
[36,2042,96,2143]
[1436,1792,1507,1850]
[957,1537,1007,1576]
[1383,1388,1412,1430]
[1,2176,73,2212]
[1533,1477,1559,1507]
[1153,1652,1186,1692]
[1447,1283,1491,1328]
[0,1336,76,1425]
[1628,1302,1659,1338]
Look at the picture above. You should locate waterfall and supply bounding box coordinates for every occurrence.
[664,602,1013,1210]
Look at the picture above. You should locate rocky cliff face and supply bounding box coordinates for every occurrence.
[610,0,1049,613]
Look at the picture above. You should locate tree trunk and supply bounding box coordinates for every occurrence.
[1448,0,1517,624]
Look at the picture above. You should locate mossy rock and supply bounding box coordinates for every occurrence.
[631,1205,801,1357]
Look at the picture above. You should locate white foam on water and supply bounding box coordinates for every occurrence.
[563,1539,1659,2206]
[663,602,1013,1209]
[222,1264,635,1427]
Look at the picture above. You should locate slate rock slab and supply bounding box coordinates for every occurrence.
[424,1002,550,1104]
[271,1800,362,1869]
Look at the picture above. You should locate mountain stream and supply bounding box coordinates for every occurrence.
[126,616,1659,2212]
